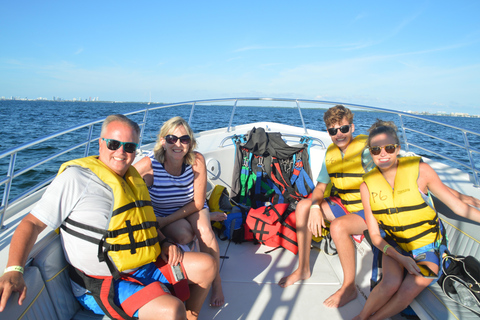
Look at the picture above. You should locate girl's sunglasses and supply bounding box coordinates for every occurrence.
[369,144,398,155]
[102,138,138,153]
[327,124,351,136]
[165,134,191,145]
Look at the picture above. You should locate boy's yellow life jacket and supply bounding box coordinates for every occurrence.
[325,135,367,213]
[58,156,160,276]
[363,156,440,253]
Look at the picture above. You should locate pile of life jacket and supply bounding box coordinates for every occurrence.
[215,127,316,254]
[230,127,314,209]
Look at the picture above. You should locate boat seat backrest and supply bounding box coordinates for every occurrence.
[31,234,82,319]
[30,233,108,320]
[1,232,107,320]
[1,266,59,319]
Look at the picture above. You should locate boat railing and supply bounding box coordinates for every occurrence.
[1,97,479,231]
[218,133,327,149]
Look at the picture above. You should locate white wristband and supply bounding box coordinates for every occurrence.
[3,266,24,275]
[310,204,320,209]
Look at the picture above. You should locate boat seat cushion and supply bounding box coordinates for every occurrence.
[31,234,107,320]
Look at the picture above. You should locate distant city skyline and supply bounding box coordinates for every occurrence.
[2,95,478,118]
[1,1,479,115]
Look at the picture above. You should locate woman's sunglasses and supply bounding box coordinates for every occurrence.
[327,124,351,136]
[165,134,191,145]
[102,138,138,153]
[369,144,398,155]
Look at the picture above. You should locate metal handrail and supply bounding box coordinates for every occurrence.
[1,97,479,230]
[218,133,327,149]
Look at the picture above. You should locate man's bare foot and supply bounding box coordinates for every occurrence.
[209,278,225,307]
[210,211,227,222]
[278,269,311,288]
[323,286,357,308]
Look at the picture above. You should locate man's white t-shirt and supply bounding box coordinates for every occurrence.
[31,166,115,277]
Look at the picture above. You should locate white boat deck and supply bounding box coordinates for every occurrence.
[199,238,373,320]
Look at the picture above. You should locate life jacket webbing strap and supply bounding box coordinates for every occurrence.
[60,224,101,245]
[276,231,298,246]
[99,277,127,320]
[112,200,152,217]
[379,218,437,233]
[340,198,362,206]
[104,236,159,252]
[121,281,171,317]
[106,221,158,238]
[255,156,265,208]
[329,172,364,178]
[372,202,428,215]
[335,188,361,194]
[270,158,302,202]
[62,217,158,243]
[251,217,270,242]
[384,225,439,244]
[64,217,105,235]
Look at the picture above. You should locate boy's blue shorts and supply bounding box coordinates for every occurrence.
[326,196,366,220]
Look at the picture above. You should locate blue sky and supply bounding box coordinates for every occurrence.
[1,1,479,114]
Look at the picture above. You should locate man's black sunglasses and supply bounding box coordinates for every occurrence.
[102,138,138,153]
[327,124,351,136]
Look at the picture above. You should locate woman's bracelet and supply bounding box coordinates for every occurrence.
[3,266,24,275]
[383,244,392,255]
[310,204,320,209]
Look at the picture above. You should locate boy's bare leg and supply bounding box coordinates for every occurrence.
[323,214,366,308]
[278,198,313,287]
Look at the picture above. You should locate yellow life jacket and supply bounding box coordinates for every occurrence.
[58,156,160,277]
[325,134,367,212]
[363,157,440,253]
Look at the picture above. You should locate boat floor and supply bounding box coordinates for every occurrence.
[198,236,404,320]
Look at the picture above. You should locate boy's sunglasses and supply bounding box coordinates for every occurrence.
[102,138,138,153]
[369,144,398,156]
[327,124,351,136]
[165,134,191,145]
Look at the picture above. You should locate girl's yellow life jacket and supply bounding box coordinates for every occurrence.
[325,134,367,213]
[58,156,160,275]
[363,156,440,253]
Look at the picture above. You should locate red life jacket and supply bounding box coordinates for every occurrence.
[246,203,298,255]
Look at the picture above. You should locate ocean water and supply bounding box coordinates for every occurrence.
[1,100,479,202]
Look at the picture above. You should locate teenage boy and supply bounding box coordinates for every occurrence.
[278,105,373,308]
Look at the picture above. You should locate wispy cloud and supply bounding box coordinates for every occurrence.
[74,47,84,55]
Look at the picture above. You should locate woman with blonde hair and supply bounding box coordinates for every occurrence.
[134,116,225,307]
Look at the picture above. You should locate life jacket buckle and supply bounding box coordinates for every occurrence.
[387,207,399,214]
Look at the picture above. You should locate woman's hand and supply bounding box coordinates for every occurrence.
[400,256,421,276]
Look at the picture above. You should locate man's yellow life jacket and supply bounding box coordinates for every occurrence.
[325,135,367,213]
[58,156,160,277]
[363,157,440,253]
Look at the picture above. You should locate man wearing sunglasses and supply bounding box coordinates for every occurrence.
[0,114,215,320]
[279,105,374,309]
